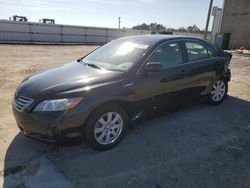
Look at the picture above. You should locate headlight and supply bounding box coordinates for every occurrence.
[33,98,82,112]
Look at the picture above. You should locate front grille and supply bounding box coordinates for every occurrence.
[13,96,34,112]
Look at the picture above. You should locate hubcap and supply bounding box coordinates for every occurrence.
[94,112,123,145]
[211,80,226,102]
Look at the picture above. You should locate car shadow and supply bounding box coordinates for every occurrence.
[3,96,250,188]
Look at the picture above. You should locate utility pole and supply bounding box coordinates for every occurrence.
[204,0,213,40]
[118,17,121,29]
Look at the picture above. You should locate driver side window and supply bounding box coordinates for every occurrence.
[147,42,183,68]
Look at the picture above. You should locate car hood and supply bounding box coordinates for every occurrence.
[16,61,122,99]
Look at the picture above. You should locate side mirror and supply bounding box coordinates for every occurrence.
[143,62,163,72]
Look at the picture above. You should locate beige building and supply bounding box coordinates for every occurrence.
[220,0,250,49]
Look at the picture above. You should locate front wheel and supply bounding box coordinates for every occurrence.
[84,103,128,150]
[209,79,228,105]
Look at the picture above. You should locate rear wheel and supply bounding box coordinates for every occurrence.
[209,79,228,105]
[84,103,128,150]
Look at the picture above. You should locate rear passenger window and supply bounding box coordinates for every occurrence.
[147,42,183,68]
[185,42,208,62]
[207,45,218,58]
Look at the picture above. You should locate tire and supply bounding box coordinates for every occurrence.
[209,78,228,105]
[84,103,128,150]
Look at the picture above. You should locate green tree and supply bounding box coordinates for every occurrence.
[132,23,166,32]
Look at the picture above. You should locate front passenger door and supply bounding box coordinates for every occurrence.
[135,41,190,111]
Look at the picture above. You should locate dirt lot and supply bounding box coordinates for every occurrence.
[0,44,250,188]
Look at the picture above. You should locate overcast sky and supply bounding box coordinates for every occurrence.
[0,0,224,29]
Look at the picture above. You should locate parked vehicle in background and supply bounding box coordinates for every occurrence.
[12,35,232,150]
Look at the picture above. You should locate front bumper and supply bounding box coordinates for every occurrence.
[12,105,89,143]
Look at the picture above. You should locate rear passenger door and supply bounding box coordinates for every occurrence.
[181,40,222,97]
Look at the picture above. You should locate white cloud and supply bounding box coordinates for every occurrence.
[88,0,134,5]
[140,0,154,3]
[0,0,74,11]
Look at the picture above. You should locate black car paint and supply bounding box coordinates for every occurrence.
[135,38,225,110]
[12,35,231,142]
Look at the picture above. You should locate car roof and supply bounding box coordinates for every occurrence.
[118,35,207,45]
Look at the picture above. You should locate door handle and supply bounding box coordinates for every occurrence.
[181,69,187,74]
[180,69,188,77]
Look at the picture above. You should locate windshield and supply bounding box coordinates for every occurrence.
[82,38,150,71]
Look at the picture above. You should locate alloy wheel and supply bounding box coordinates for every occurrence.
[94,112,123,145]
[211,80,226,102]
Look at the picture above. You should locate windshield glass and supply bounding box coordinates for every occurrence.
[82,38,150,71]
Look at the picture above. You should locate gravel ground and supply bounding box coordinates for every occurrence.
[0,45,250,188]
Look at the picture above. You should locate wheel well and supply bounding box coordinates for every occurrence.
[99,100,133,117]
[219,75,229,82]
[85,100,134,125]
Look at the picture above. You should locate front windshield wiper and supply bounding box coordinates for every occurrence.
[85,63,101,69]
[77,59,102,69]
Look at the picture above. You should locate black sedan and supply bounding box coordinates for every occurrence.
[12,35,232,150]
